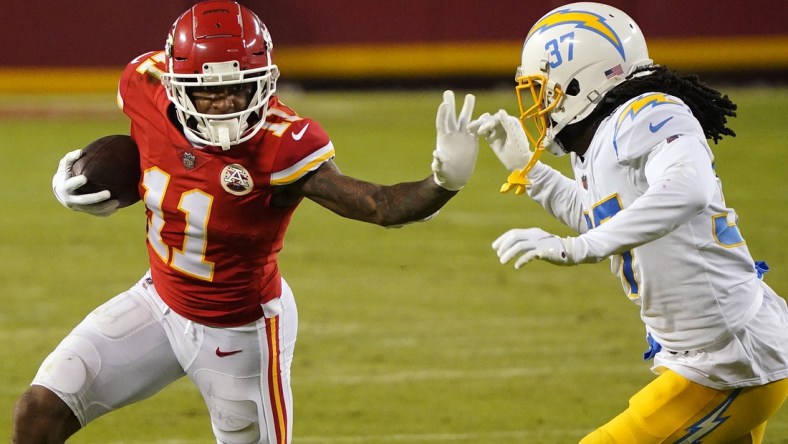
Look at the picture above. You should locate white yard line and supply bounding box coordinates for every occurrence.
[297,363,644,385]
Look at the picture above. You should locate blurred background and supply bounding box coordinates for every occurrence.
[2,0,786,93]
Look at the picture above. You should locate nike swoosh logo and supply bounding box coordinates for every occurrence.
[649,116,673,133]
[215,347,243,357]
[291,123,309,141]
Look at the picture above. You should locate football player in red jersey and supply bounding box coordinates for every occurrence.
[11,2,478,443]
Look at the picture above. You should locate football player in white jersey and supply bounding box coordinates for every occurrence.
[470,2,788,442]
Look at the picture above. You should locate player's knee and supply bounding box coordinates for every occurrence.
[14,386,69,418]
[209,397,261,444]
[34,348,91,395]
[15,387,50,420]
[13,386,80,441]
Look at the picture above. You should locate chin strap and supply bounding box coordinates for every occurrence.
[500,144,546,195]
[215,125,232,151]
[199,118,248,151]
[501,170,529,195]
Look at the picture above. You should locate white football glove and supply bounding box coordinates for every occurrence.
[431,90,478,191]
[469,110,531,173]
[52,149,119,217]
[492,228,575,268]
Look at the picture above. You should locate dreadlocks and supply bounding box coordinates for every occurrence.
[590,65,738,144]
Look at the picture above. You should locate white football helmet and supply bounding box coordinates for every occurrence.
[515,2,652,157]
[160,1,279,150]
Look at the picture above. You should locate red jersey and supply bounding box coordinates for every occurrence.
[117,51,335,326]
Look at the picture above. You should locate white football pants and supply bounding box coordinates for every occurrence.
[31,271,298,444]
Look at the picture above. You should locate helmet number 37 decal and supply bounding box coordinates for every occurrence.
[545,32,575,68]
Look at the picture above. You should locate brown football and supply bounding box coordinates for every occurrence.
[72,135,142,208]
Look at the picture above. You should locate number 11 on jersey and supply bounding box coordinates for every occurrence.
[143,167,216,281]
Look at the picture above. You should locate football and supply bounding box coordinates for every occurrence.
[72,135,142,208]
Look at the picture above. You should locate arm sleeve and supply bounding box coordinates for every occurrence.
[568,135,717,261]
[526,161,589,234]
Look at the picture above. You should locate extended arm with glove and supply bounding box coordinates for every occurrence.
[381,90,477,229]
[431,90,478,191]
[52,149,119,217]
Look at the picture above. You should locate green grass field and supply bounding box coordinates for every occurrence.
[1,87,786,443]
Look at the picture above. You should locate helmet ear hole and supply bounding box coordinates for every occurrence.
[565,79,580,96]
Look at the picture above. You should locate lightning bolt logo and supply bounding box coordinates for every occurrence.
[674,389,740,443]
[615,93,681,130]
[612,93,682,156]
[526,8,625,59]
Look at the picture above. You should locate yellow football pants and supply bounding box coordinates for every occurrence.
[580,370,788,443]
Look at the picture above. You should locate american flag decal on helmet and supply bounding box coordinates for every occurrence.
[605,64,624,79]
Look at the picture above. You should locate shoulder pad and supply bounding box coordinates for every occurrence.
[117,51,166,111]
[127,51,167,79]
[270,118,335,185]
[611,93,704,162]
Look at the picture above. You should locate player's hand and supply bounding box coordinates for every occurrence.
[469,110,531,172]
[432,90,478,191]
[492,228,575,268]
[52,149,119,217]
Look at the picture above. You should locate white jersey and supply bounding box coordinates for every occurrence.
[526,92,788,387]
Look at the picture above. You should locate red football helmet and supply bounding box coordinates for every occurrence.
[161,0,279,150]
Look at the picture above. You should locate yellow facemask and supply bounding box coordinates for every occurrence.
[501,74,564,195]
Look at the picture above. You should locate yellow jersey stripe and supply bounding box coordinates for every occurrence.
[271,142,335,185]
